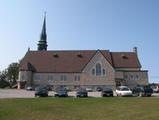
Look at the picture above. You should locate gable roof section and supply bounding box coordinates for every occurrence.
[20,50,96,73]
[81,50,112,71]
[111,52,141,68]
[19,50,141,73]
[100,50,113,65]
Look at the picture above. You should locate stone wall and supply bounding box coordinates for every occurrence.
[18,71,33,88]
[124,71,148,88]
[82,51,116,89]
[33,73,82,90]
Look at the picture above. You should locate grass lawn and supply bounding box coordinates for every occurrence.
[0,97,159,120]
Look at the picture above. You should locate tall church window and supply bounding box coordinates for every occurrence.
[61,75,67,81]
[75,75,80,81]
[136,75,139,80]
[48,75,53,81]
[21,74,25,81]
[103,69,106,75]
[34,74,41,80]
[92,69,95,75]
[96,63,101,76]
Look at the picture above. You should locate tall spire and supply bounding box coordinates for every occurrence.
[37,12,48,51]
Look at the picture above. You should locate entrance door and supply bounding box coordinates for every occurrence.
[115,79,126,87]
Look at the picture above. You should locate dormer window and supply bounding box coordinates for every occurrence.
[77,53,82,58]
[121,54,128,59]
[53,53,59,58]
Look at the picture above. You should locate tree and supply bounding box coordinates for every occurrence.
[0,70,9,88]
[0,62,19,88]
[7,62,19,85]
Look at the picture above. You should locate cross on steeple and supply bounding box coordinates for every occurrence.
[37,12,48,51]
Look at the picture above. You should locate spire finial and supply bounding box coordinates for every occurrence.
[44,11,46,17]
[37,13,48,51]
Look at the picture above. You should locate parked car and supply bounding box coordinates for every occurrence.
[152,86,159,93]
[102,88,113,97]
[116,86,132,96]
[96,87,103,92]
[35,86,48,97]
[86,88,93,92]
[54,89,68,97]
[132,86,153,97]
[76,88,88,97]
[46,85,53,91]
[26,86,34,91]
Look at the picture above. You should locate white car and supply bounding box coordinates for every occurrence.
[116,86,132,96]
[153,86,159,93]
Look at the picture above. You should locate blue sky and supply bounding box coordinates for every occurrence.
[0,0,159,83]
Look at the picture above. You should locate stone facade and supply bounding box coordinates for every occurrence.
[82,51,116,89]
[123,71,148,87]
[18,51,148,90]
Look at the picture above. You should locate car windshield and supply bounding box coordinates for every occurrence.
[121,87,129,91]
[57,89,67,93]
[103,88,112,91]
[77,90,87,94]
[144,88,153,92]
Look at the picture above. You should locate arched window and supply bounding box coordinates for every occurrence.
[21,74,25,81]
[103,69,106,75]
[92,69,95,75]
[96,63,101,76]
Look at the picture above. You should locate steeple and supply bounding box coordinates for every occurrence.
[37,13,48,51]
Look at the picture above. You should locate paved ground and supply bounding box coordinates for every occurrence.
[0,89,57,98]
[0,89,75,98]
[0,89,159,99]
[0,89,34,98]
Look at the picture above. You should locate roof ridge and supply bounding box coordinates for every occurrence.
[27,50,111,52]
[81,50,98,71]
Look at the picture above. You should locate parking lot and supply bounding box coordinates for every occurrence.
[0,89,35,98]
[0,89,101,98]
[0,89,159,98]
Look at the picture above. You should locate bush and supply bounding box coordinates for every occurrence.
[0,80,10,88]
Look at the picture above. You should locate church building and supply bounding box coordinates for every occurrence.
[18,16,148,90]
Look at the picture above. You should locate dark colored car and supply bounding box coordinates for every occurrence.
[35,86,48,97]
[102,88,113,97]
[96,87,103,92]
[54,89,68,97]
[132,86,153,97]
[76,88,88,97]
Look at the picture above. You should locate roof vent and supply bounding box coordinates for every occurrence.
[121,54,128,59]
[53,53,59,58]
[77,53,83,58]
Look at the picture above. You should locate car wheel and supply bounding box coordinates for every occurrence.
[119,93,122,97]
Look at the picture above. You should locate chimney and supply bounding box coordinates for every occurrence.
[133,47,138,54]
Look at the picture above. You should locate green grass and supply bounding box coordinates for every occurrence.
[0,97,159,120]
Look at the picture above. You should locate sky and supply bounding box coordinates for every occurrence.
[0,0,159,83]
